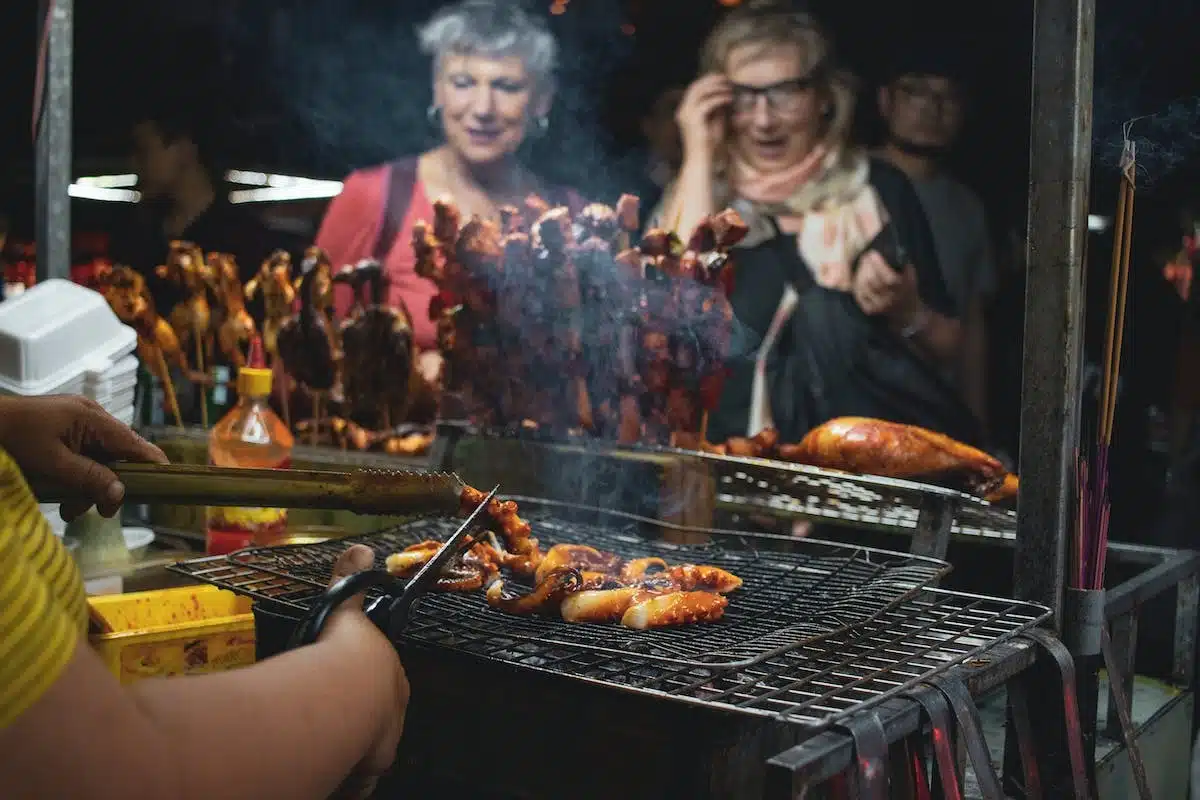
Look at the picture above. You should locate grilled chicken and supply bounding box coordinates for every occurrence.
[778,417,1006,491]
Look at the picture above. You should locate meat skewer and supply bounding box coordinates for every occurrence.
[277,267,339,446]
[96,265,187,427]
[244,250,296,427]
[156,241,215,426]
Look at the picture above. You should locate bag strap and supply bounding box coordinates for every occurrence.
[372,158,420,262]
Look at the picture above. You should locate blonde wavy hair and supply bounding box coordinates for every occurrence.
[700,1,856,149]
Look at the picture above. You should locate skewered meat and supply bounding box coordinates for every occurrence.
[486,567,583,615]
[244,251,296,359]
[206,253,257,368]
[620,591,728,630]
[277,267,339,392]
[778,417,1007,492]
[156,241,214,372]
[338,259,417,427]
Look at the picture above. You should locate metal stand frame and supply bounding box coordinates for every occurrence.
[34,0,73,282]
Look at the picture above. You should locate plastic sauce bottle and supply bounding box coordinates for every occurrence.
[205,338,294,555]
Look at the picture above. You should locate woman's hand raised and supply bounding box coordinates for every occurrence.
[676,73,733,165]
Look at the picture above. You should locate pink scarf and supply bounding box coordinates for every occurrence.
[730,145,886,292]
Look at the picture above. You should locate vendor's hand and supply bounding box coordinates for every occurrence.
[852,253,923,324]
[322,545,409,800]
[0,395,167,520]
[677,73,732,164]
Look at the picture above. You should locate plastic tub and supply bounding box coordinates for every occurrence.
[88,586,256,683]
[0,280,137,396]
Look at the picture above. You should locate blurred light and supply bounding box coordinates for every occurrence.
[75,174,137,188]
[68,184,141,202]
[229,184,344,204]
[550,0,567,13]
[72,171,343,203]
[1088,214,1111,232]
[718,0,742,6]
[620,22,636,35]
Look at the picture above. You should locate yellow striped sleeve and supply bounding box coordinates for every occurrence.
[0,448,87,729]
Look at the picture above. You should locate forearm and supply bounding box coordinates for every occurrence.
[894,308,962,368]
[134,619,399,799]
[3,620,400,800]
[660,157,717,240]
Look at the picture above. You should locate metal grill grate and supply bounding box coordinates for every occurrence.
[171,506,947,669]
[659,448,1018,541]
[526,589,1048,727]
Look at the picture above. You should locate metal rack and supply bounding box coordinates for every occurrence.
[172,506,950,669]
[171,506,1048,736]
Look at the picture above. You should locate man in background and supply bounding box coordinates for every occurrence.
[110,91,285,313]
[877,52,997,440]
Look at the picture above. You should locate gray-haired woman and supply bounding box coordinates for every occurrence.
[316,0,582,365]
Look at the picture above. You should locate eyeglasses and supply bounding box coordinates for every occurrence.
[730,77,817,116]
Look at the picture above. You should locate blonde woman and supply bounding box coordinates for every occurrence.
[656,0,975,445]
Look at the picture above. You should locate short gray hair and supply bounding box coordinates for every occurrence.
[418,1,557,88]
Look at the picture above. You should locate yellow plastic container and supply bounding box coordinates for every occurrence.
[88,586,256,684]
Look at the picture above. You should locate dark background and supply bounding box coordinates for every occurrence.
[0,0,1197,540]
[3,0,1200,231]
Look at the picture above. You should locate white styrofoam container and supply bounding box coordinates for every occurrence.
[0,280,137,396]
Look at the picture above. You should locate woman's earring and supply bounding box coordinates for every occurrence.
[534,115,549,136]
[426,105,442,127]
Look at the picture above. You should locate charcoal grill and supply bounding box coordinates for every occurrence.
[169,501,1051,797]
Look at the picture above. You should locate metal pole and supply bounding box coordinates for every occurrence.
[35,0,73,282]
[1005,0,1097,794]
[1014,0,1094,625]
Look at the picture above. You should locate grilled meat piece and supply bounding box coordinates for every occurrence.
[621,591,728,629]
[486,567,582,615]
[778,417,1007,492]
[535,543,624,584]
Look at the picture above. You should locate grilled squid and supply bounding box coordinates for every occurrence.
[461,485,536,555]
[667,565,743,594]
[486,567,582,615]
[535,543,624,583]
[620,557,668,582]
[384,541,441,575]
[560,577,678,623]
[620,591,729,630]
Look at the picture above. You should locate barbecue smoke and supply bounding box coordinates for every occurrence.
[1090,0,1200,187]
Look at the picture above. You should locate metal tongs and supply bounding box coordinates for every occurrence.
[286,486,498,648]
[30,462,466,517]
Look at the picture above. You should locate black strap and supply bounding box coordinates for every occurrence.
[372,157,421,262]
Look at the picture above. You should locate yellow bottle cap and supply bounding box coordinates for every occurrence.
[237,367,273,397]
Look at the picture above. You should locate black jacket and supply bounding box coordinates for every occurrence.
[710,158,979,445]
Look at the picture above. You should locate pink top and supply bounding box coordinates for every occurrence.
[314,165,439,350]
[315,162,586,352]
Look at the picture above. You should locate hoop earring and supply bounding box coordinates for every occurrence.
[426,105,442,127]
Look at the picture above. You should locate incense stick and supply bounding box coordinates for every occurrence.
[1104,163,1136,444]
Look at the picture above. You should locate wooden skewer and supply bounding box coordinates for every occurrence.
[194,328,208,428]
[1104,169,1136,444]
[699,410,710,443]
[274,356,291,430]
[1099,179,1129,442]
[311,392,323,447]
[152,347,184,428]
